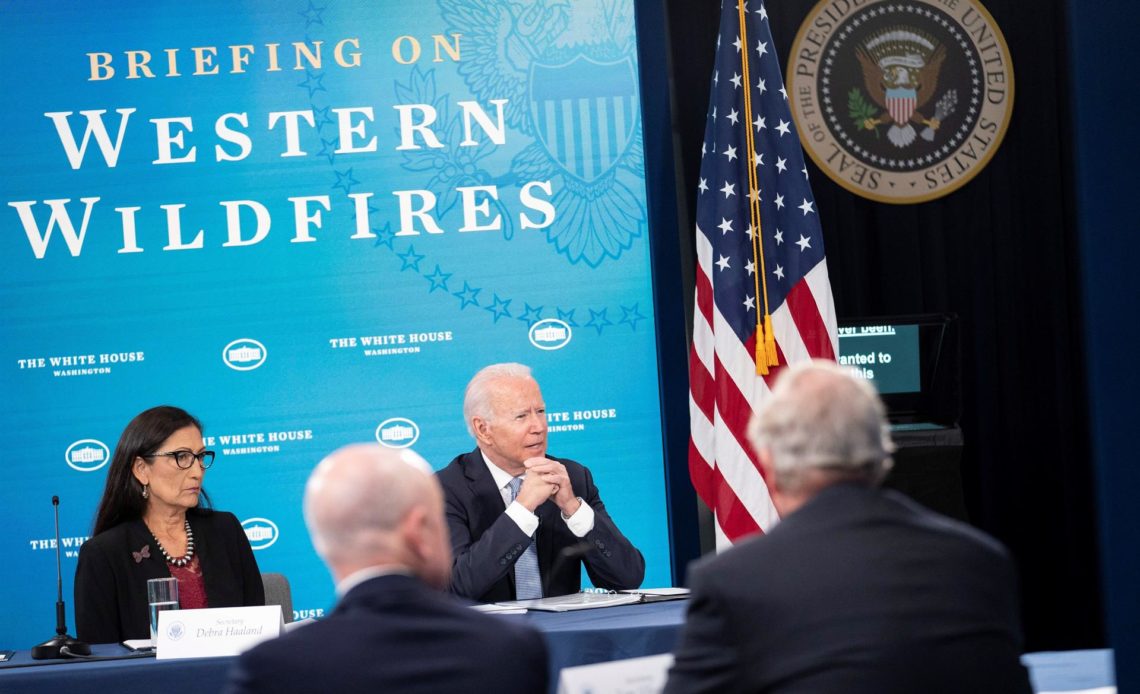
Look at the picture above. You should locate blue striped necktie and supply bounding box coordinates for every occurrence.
[508,476,543,600]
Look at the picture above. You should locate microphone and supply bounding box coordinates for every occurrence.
[542,540,593,597]
[31,495,91,659]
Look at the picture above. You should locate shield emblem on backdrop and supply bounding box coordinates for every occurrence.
[529,55,639,184]
[885,87,917,125]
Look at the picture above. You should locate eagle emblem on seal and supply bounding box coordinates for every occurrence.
[853,28,957,148]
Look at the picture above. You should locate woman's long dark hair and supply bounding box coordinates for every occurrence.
[92,406,210,535]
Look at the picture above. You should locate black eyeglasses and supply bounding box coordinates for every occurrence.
[143,450,215,470]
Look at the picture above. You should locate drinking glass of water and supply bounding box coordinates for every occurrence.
[147,577,180,641]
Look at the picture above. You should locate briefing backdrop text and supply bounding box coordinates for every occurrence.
[0,0,672,645]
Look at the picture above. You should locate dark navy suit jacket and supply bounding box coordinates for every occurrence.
[437,448,645,602]
[224,574,548,694]
[666,484,1034,694]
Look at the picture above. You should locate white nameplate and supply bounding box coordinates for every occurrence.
[557,653,674,694]
[156,605,283,659]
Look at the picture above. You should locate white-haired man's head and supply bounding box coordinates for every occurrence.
[463,362,534,436]
[303,444,451,589]
[748,360,895,512]
[462,363,549,475]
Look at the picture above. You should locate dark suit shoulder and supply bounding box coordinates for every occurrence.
[436,449,482,485]
[882,489,1011,558]
[435,452,468,482]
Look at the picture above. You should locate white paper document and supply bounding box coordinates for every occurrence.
[470,603,528,615]
[498,592,644,612]
[620,587,690,597]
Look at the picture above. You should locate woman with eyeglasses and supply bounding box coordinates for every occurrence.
[74,405,264,643]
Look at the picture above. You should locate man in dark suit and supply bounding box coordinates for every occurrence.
[225,444,548,694]
[665,360,1033,694]
[437,363,644,602]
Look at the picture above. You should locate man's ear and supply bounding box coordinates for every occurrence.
[401,506,430,563]
[471,417,492,446]
[756,447,779,498]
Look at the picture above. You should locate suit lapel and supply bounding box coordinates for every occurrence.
[462,449,519,595]
[462,449,508,526]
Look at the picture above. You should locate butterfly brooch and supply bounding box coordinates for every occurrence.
[132,544,151,564]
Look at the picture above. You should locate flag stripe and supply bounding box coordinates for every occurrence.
[805,261,839,356]
[783,270,836,361]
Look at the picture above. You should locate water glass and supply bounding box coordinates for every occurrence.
[146,577,180,640]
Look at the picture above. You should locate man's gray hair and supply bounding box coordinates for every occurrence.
[304,444,434,564]
[462,362,534,437]
[748,360,896,489]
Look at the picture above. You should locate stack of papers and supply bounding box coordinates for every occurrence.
[619,587,691,603]
[498,592,644,612]
[470,603,528,615]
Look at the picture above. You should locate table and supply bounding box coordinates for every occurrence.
[523,600,688,684]
[0,601,688,694]
[0,603,1115,693]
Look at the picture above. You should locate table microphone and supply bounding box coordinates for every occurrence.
[31,495,91,659]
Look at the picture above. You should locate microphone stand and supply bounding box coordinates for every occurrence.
[31,496,91,659]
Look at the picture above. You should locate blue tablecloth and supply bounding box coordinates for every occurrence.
[0,601,688,694]
[0,602,1114,694]
[521,600,688,684]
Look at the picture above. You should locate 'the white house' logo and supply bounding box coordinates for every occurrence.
[66,439,110,472]
[241,517,279,550]
[375,418,420,449]
[223,339,267,371]
[528,319,572,351]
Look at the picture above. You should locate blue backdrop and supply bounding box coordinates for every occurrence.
[0,0,674,646]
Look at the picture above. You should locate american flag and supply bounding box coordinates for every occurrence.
[688,1,838,547]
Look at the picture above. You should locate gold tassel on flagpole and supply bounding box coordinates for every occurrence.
[736,4,776,376]
[754,340,770,376]
[764,314,778,366]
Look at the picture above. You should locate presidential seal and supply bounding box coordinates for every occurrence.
[787,0,1014,204]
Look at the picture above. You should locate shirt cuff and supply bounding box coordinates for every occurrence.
[563,497,595,537]
[506,501,539,537]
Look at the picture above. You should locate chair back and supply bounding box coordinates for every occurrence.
[261,572,294,624]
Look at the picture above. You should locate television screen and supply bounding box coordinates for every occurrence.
[838,323,921,395]
[837,315,960,426]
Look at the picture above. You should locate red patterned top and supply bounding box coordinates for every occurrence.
[168,555,208,610]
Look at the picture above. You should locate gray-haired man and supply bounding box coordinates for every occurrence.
[666,360,1032,694]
